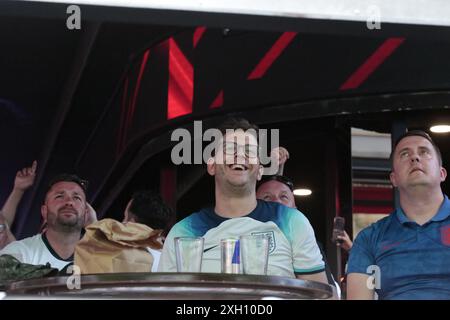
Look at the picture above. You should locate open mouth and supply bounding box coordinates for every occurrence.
[228,164,249,171]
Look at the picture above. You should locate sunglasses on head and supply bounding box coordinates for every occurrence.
[259,175,294,191]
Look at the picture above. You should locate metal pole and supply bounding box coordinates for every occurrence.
[336,245,342,288]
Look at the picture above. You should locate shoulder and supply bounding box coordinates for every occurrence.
[253,200,300,221]
[2,234,42,250]
[255,201,313,236]
[20,234,43,245]
[0,234,42,257]
[268,201,310,225]
[353,213,395,247]
[168,208,215,238]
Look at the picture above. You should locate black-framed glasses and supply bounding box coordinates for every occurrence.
[223,142,259,158]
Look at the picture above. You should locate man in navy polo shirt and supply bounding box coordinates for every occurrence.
[347,130,450,300]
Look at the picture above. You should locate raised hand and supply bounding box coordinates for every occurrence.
[270,147,290,166]
[14,160,37,191]
[84,203,98,227]
[336,231,353,252]
[270,147,290,175]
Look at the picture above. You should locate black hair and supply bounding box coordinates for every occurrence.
[128,190,173,230]
[47,173,88,195]
[390,130,443,167]
[217,117,259,141]
[257,175,294,192]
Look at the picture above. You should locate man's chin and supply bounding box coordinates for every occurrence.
[406,179,431,188]
[226,176,252,186]
[225,178,257,192]
[56,218,82,230]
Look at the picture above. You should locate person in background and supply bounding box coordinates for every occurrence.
[256,149,341,297]
[122,190,173,271]
[258,147,353,253]
[122,190,172,234]
[336,231,353,252]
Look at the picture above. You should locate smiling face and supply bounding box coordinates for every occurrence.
[207,129,263,196]
[390,135,447,190]
[41,181,87,233]
[256,180,296,208]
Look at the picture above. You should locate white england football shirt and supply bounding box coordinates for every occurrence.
[159,200,324,277]
[0,233,73,271]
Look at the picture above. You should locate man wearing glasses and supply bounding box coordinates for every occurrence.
[0,174,89,271]
[159,118,327,283]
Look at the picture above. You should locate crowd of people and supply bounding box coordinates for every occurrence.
[0,118,449,300]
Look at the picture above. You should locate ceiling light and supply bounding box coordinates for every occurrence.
[430,125,450,133]
[293,189,312,196]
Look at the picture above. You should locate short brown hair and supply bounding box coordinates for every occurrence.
[390,130,443,167]
[217,117,259,141]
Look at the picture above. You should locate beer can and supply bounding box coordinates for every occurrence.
[220,238,240,274]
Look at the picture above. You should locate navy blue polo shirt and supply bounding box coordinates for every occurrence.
[347,195,450,300]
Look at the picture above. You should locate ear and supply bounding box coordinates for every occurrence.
[206,157,216,176]
[440,167,447,182]
[389,171,398,187]
[41,204,48,222]
[257,165,264,181]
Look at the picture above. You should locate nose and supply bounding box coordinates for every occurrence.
[410,152,420,163]
[63,195,75,206]
[232,146,248,165]
[234,145,246,157]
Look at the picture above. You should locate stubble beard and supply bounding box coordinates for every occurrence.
[48,210,83,234]
[217,167,257,198]
[405,170,433,189]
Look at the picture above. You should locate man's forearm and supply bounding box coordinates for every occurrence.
[296,271,328,284]
[1,188,25,225]
[347,273,375,300]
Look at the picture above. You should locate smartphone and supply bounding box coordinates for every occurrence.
[332,217,345,244]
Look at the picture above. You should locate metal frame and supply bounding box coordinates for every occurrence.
[6,272,334,299]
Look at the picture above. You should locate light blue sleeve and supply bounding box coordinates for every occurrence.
[286,209,325,274]
[158,218,195,272]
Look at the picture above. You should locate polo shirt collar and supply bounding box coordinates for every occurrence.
[431,194,450,222]
[396,194,450,224]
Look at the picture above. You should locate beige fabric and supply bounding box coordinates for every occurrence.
[75,218,163,274]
